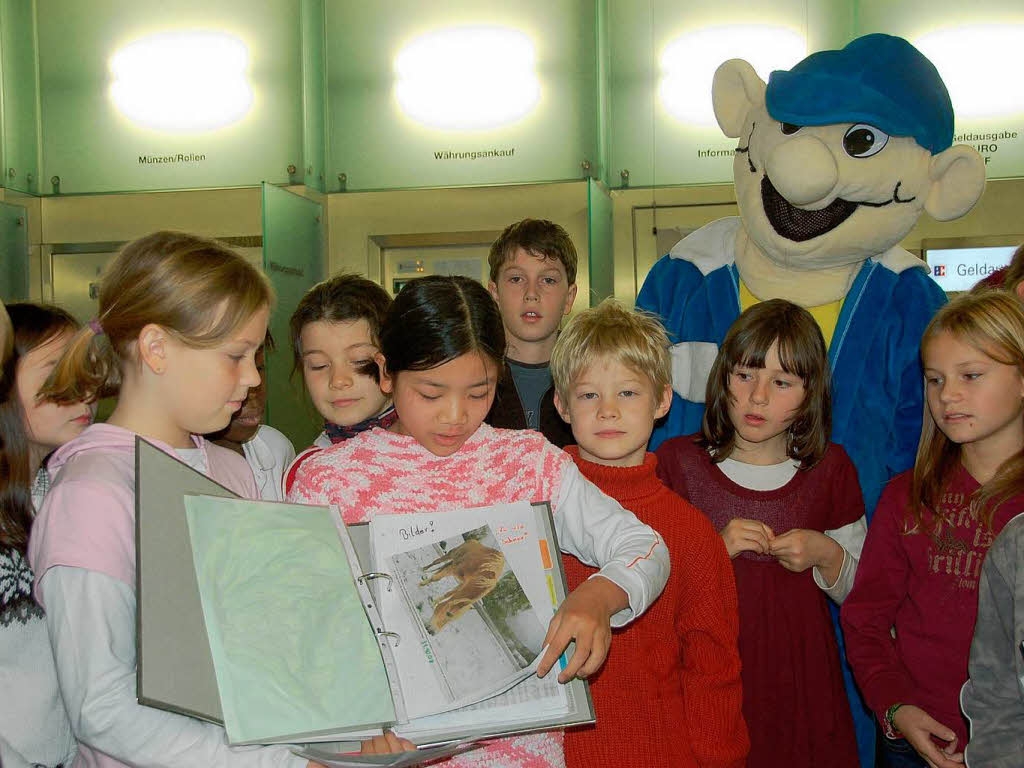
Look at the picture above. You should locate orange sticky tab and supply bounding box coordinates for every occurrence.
[538,539,552,570]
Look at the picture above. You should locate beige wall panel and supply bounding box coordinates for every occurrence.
[326,182,591,309]
[40,187,262,244]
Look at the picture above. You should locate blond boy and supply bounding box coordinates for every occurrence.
[550,299,749,768]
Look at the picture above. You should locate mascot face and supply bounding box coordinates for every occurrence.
[712,35,986,274]
[732,104,934,270]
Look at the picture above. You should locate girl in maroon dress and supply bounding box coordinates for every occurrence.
[657,299,864,768]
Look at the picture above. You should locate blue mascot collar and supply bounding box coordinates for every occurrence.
[765,33,954,155]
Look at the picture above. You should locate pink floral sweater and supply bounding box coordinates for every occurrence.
[288,424,669,768]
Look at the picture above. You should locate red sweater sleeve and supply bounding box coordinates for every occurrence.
[675,515,750,767]
[840,478,916,724]
[826,446,865,531]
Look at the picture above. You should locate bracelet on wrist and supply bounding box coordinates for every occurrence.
[883,702,905,740]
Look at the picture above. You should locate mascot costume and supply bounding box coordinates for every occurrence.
[637,34,986,766]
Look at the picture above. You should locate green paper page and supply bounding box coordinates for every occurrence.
[184,496,396,744]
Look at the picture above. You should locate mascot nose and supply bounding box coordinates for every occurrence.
[765,135,838,206]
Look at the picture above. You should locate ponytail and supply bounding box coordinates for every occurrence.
[42,322,121,405]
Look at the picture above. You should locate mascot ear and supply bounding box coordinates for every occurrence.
[712,59,766,138]
[924,145,987,222]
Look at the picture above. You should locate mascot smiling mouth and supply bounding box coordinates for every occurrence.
[761,175,858,242]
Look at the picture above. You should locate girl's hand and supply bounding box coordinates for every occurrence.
[770,528,843,581]
[360,731,417,754]
[536,575,627,683]
[720,518,775,558]
[891,705,964,768]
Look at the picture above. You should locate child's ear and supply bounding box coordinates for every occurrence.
[655,384,673,419]
[375,352,394,394]
[138,323,168,375]
[553,391,571,424]
[487,280,500,302]
[562,283,578,317]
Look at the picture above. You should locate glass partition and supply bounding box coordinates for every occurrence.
[325,0,600,191]
[587,178,613,304]
[606,0,852,188]
[261,182,324,450]
[1,0,41,195]
[856,0,1024,178]
[0,200,29,300]
[37,0,305,194]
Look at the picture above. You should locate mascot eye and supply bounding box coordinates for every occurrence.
[843,124,889,158]
[780,122,801,135]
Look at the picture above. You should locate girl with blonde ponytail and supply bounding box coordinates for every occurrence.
[843,291,1024,768]
[27,231,324,768]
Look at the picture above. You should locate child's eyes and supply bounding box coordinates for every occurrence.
[468,392,489,401]
[418,391,441,401]
[963,372,982,381]
[773,380,791,388]
[541,276,559,286]
[307,363,328,372]
[733,371,752,381]
[926,376,942,385]
[620,390,638,397]
[227,354,245,362]
[577,392,598,400]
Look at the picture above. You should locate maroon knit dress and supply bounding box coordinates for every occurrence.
[656,435,861,768]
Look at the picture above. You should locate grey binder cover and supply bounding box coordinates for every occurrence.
[134,439,594,744]
[135,437,237,723]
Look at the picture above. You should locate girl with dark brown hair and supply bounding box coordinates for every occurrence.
[657,298,865,768]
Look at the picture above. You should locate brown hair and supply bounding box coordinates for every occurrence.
[550,298,671,405]
[288,273,392,380]
[699,299,831,467]
[488,218,578,284]
[1,303,79,553]
[42,231,273,405]
[910,290,1024,532]
[1002,243,1024,294]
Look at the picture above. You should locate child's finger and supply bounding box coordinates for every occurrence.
[558,628,593,683]
[383,731,414,753]
[575,629,611,679]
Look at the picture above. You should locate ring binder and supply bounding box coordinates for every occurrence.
[358,572,394,592]
[377,629,401,647]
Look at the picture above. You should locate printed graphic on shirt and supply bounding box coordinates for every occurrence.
[925,491,996,591]
[0,547,43,626]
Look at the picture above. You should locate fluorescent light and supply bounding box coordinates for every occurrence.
[659,25,805,126]
[109,31,253,132]
[395,26,540,131]
[915,24,1024,119]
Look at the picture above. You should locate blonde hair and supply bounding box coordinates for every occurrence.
[43,231,273,404]
[550,298,671,405]
[911,290,1024,531]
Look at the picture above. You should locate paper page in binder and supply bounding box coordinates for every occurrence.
[371,502,567,723]
[184,496,396,744]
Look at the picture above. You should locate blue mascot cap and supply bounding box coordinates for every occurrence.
[765,33,953,154]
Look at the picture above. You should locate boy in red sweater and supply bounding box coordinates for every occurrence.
[550,299,749,768]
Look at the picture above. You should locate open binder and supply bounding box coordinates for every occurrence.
[135,438,594,752]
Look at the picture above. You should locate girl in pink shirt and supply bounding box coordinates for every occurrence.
[27,231,320,768]
[843,291,1024,768]
[288,275,669,768]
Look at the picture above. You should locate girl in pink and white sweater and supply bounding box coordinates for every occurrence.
[287,275,669,768]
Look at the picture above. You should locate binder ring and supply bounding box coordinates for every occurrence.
[377,629,401,647]
[358,572,393,592]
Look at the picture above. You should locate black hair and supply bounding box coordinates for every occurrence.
[378,276,505,377]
